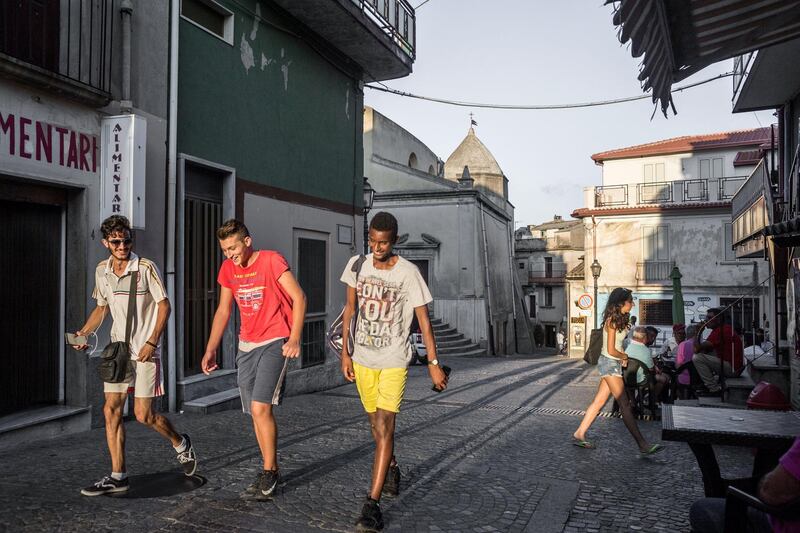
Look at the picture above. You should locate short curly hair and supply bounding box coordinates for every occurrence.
[216,219,250,242]
[100,215,131,239]
[368,211,398,241]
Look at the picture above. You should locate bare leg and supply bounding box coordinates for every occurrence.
[604,376,651,451]
[133,397,182,447]
[250,401,278,471]
[104,392,128,473]
[367,409,396,501]
[574,379,611,441]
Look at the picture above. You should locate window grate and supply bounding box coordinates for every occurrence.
[639,299,673,325]
[301,318,326,368]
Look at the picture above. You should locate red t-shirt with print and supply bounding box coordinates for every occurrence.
[217,250,293,343]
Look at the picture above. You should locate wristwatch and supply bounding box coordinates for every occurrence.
[428,359,440,366]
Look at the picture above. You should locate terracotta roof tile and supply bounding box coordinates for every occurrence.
[591,127,774,163]
[733,150,762,167]
[571,201,730,218]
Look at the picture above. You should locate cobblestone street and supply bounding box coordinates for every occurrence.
[0,356,752,532]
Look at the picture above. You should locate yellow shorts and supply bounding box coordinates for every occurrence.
[353,362,407,413]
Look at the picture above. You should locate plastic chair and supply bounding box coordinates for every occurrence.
[611,359,656,418]
[723,486,800,533]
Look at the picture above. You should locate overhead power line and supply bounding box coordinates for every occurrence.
[365,72,734,110]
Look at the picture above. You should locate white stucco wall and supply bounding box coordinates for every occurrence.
[600,150,755,185]
[364,107,442,193]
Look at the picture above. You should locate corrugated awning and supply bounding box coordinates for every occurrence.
[606,0,800,116]
[763,216,800,246]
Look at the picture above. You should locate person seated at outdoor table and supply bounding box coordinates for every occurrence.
[689,436,800,533]
[622,315,637,349]
[674,324,698,398]
[625,327,670,400]
[693,308,744,397]
[657,324,685,364]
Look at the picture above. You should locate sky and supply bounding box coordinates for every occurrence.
[364,1,776,228]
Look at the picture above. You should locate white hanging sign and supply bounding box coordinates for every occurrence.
[101,114,146,228]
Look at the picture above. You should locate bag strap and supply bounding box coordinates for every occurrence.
[351,254,366,321]
[124,272,137,345]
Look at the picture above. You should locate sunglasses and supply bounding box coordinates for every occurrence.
[107,238,132,247]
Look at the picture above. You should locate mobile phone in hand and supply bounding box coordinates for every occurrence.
[65,333,87,345]
[431,365,451,393]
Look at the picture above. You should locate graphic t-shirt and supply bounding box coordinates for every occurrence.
[217,250,293,344]
[340,254,432,369]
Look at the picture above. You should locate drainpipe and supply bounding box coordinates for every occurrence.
[164,0,180,412]
[506,214,518,353]
[479,200,495,355]
[120,0,133,112]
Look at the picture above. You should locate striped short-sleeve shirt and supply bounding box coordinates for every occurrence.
[93,252,168,360]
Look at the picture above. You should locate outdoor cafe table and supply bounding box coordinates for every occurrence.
[662,405,800,497]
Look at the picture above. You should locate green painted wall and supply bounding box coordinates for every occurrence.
[178,0,362,207]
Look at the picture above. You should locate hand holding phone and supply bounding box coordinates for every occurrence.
[65,333,88,348]
[431,365,451,393]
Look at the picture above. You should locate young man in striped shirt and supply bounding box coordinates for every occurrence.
[74,215,196,496]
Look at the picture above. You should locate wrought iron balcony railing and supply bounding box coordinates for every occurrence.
[528,264,568,283]
[635,261,675,283]
[355,0,416,60]
[0,0,113,96]
[592,178,748,208]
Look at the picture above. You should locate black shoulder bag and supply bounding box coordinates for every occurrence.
[98,274,137,383]
[583,328,604,365]
[326,255,367,358]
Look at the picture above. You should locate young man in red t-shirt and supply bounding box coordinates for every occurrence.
[201,219,306,497]
[693,308,744,395]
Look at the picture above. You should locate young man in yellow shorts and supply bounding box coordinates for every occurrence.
[340,211,448,532]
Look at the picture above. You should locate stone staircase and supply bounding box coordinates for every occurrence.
[429,316,486,357]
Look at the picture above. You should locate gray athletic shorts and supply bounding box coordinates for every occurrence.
[236,338,289,414]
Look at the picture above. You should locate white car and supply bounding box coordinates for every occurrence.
[410,331,428,365]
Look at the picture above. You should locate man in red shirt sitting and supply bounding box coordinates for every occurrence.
[693,308,743,396]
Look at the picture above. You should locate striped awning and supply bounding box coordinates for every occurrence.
[606,0,800,116]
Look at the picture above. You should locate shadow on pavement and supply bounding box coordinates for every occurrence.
[111,472,207,499]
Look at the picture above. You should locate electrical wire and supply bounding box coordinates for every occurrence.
[365,72,734,110]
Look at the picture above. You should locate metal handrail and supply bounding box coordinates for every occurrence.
[694,273,775,401]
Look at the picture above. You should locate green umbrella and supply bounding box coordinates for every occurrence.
[671,266,685,325]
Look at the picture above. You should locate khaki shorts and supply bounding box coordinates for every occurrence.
[103,359,164,398]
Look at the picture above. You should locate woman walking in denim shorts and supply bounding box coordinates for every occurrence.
[572,288,663,455]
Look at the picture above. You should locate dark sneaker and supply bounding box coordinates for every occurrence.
[382,464,400,496]
[80,475,129,496]
[176,433,197,476]
[246,471,266,494]
[260,469,280,497]
[355,497,384,532]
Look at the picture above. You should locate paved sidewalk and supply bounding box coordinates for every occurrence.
[0,356,751,532]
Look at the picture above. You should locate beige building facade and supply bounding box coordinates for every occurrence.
[570,128,775,356]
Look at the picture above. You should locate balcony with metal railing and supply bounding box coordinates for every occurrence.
[0,0,114,105]
[528,263,568,284]
[591,177,748,209]
[635,261,676,284]
[271,0,416,81]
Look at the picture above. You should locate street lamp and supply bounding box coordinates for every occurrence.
[362,177,375,254]
[590,259,602,329]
